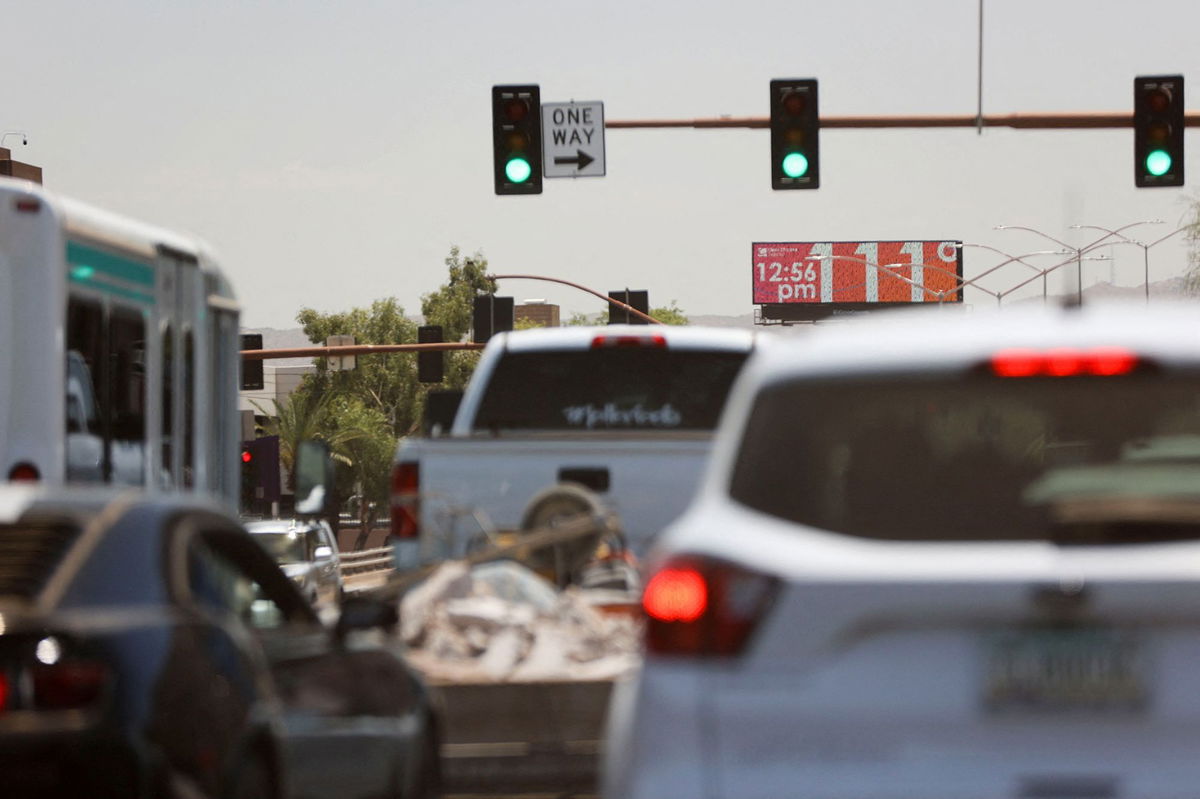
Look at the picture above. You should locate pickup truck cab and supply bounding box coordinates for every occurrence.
[390,325,757,571]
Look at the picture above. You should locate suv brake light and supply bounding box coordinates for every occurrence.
[643,555,779,657]
[390,461,420,539]
[991,347,1140,378]
[591,333,667,350]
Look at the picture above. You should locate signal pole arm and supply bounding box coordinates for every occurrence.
[605,111,1200,130]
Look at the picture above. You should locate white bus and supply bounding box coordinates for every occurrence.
[0,177,242,507]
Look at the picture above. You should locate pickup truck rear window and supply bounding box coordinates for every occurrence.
[473,349,748,432]
[729,375,1200,542]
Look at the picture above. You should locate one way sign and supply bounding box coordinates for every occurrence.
[542,101,606,178]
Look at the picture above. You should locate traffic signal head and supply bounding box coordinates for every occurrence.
[493,85,543,195]
[417,325,444,384]
[1134,75,1184,188]
[770,79,819,190]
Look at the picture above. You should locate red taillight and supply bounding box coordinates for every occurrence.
[32,661,111,709]
[644,567,708,622]
[590,333,667,350]
[14,197,41,213]
[991,347,1140,378]
[0,673,9,712]
[390,461,420,539]
[643,555,778,658]
[7,462,40,481]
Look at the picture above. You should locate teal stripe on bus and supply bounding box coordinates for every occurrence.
[67,273,156,305]
[66,241,155,288]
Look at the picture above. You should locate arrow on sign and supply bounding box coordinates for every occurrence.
[553,149,595,171]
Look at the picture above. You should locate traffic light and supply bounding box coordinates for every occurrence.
[417,325,444,384]
[240,333,263,390]
[608,290,650,325]
[492,84,542,195]
[770,78,819,190]
[472,295,515,343]
[1134,75,1184,188]
[240,436,281,513]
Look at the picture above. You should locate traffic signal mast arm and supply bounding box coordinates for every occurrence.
[489,273,664,324]
[240,341,485,361]
[606,111,1200,129]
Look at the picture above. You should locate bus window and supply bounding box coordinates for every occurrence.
[183,328,195,488]
[162,324,174,487]
[65,298,104,483]
[109,307,146,486]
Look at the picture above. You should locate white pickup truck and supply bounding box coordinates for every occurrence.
[389,324,757,571]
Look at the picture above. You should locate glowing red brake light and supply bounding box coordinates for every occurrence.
[0,673,8,712]
[1088,347,1139,376]
[644,567,708,622]
[390,461,420,539]
[643,555,779,658]
[590,333,667,350]
[991,347,1140,378]
[7,462,40,482]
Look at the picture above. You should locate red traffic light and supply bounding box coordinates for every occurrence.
[503,98,530,122]
[241,450,253,464]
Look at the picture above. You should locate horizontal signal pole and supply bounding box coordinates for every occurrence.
[606,111,1200,130]
[241,342,484,361]
[490,273,663,324]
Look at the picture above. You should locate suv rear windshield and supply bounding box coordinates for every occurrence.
[730,375,1200,541]
[473,349,748,432]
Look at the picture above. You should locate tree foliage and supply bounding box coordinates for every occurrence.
[565,300,689,326]
[280,247,497,525]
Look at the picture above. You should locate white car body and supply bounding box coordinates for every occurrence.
[606,302,1200,799]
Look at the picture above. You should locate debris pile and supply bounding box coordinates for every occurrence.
[400,560,642,683]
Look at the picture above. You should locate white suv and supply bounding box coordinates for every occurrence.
[605,302,1200,799]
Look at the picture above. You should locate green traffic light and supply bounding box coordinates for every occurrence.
[505,157,532,184]
[781,152,809,179]
[1145,149,1172,177]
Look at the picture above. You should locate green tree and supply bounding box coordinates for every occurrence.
[420,246,496,389]
[252,390,332,487]
[565,300,689,326]
[296,297,421,436]
[650,300,689,325]
[282,247,499,524]
[325,396,394,545]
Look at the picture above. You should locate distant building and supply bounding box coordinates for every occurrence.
[516,299,560,327]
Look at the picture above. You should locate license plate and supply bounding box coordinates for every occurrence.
[983,627,1147,713]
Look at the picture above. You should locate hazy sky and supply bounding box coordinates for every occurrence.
[4,0,1198,327]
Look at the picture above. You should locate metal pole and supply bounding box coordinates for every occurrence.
[605,111,1200,130]
[1144,245,1150,304]
[977,0,984,136]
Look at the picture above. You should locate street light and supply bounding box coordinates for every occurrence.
[995,223,1153,304]
[1068,221,1184,304]
[994,251,1111,306]
[956,244,1073,305]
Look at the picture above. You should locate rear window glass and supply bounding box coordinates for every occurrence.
[729,375,1200,541]
[473,349,748,432]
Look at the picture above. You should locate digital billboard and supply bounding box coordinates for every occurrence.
[752,240,963,307]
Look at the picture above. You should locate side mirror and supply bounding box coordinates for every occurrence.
[313,544,333,559]
[334,596,398,642]
[294,439,334,517]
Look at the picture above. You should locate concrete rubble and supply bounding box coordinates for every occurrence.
[400,560,642,683]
